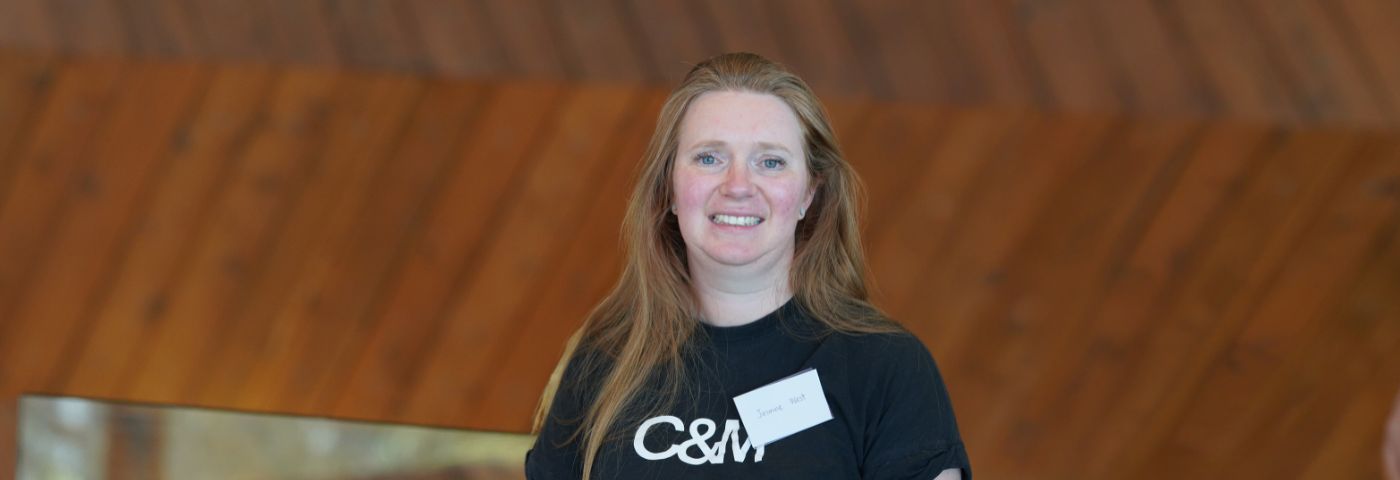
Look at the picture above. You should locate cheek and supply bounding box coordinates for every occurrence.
[768,179,811,215]
[672,171,715,216]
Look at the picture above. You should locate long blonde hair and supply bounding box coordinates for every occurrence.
[532,52,901,479]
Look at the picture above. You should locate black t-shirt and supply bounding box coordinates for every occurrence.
[525,300,971,479]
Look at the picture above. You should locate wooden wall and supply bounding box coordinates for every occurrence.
[1,49,1397,478]
[2,0,1400,127]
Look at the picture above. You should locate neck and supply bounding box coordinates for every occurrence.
[688,251,794,327]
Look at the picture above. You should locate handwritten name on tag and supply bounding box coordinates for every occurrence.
[732,368,833,446]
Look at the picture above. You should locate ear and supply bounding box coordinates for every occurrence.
[802,180,818,215]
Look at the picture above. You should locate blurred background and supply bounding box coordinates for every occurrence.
[0,0,1397,478]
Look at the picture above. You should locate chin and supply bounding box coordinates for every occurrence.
[700,247,767,267]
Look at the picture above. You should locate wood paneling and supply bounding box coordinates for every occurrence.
[3,0,1400,126]
[327,82,567,421]
[1,52,1397,479]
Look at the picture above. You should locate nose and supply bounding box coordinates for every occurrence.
[721,161,754,197]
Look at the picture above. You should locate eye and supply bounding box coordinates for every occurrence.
[696,153,719,166]
[761,158,786,170]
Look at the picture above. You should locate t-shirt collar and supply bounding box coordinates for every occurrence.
[697,297,802,344]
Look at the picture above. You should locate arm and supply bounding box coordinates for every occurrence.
[934,467,962,480]
[859,334,972,479]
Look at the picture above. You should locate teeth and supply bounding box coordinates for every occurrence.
[711,214,762,226]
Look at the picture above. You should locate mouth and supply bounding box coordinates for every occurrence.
[710,214,764,227]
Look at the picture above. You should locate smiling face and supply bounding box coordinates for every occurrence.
[672,90,816,271]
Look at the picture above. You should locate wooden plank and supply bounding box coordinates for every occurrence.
[1086,0,1215,116]
[822,97,874,151]
[990,122,1274,477]
[1086,130,1360,477]
[551,0,653,82]
[184,0,266,59]
[1298,204,1400,478]
[282,80,494,414]
[397,85,641,427]
[1230,137,1399,384]
[471,92,666,432]
[1239,0,1390,124]
[47,0,127,54]
[1012,0,1129,112]
[1329,0,1400,121]
[943,0,1043,106]
[1160,0,1303,123]
[479,0,571,78]
[119,0,200,56]
[326,82,568,421]
[0,0,53,49]
[403,0,507,76]
[970,120,1202,473]
[626,0,718,83]
[838,0,975,104]
[57,65,278,400]
[0,59,125,326]
[178,73,423,412]
[697,0,785,63]
[255,0,341,65]
[842,104,952,233]
[112,69,340,404]
[899,114,1115,454]
[766,0,871,99]
[1301,364,1400,479]
[868,110,1031,315]
[1154,137,1400,476]
[195,74,429,413]
[0,52,57,209]
[0,60,208,395]
[322,0,427,71]
[1216,220,1400,478]
[903,113,1116,346]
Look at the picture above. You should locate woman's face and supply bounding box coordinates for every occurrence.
[672,90,815,270]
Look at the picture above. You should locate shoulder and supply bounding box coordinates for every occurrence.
[800,324,955,421]
[556,343,616,406]
[815,325,941,375]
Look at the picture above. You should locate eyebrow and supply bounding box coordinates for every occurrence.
[686,140,794,155]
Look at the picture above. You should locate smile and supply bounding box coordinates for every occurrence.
[711,214,763,226]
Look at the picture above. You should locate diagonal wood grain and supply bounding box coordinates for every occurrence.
[1088,130,1363,477]
[471,92,667,432]
[397,85,643,426]
[0,52,56,211]
[114,68,340,404]
[0,49,1395,478]
[58,64,279,400]
[0,61,209,394]
[0,59,126,325]
[203,73,426,413]
[328,82,569,421]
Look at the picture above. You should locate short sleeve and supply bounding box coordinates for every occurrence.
[524,349,600,479]
[859,334,971,480]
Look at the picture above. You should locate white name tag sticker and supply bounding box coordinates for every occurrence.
[733,368,833,447]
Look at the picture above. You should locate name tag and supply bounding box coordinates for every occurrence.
[732,368,833,446]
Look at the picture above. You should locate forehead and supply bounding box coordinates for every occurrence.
[678,91,804,151]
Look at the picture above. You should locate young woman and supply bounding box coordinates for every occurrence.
[525,52,970,479]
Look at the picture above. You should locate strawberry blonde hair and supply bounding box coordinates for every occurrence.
[532,52,901,479]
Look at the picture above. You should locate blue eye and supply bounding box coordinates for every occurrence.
[762,158,785,169]
[697,153,718,165]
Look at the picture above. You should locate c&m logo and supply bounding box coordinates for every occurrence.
[632,415,766,465]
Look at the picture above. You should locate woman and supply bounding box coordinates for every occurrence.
[525,52,970,479]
